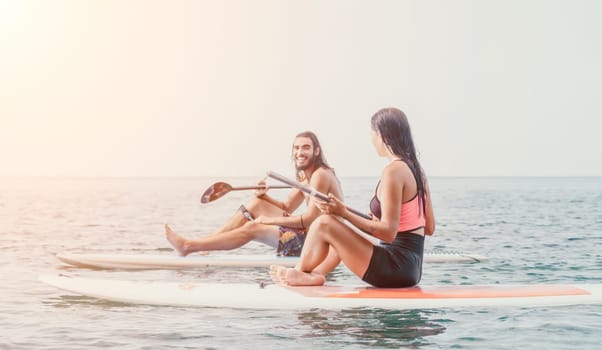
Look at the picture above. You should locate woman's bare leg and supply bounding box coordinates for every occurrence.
[282,215,374,285]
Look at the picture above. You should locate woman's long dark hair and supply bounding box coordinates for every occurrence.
[292,131,333,181]
[371,108,426,214]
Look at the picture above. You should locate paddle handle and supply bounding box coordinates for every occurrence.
[231,185,291,191]
[266,171,371,220]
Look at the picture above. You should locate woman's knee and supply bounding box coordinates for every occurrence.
[311,215,342,238]
[312,215,336,228]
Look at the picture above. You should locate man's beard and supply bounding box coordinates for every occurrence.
[295,154,316,171]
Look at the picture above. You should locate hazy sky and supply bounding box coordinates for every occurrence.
[2,0,601,177]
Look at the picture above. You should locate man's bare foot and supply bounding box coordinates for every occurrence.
[282,268,326,286]
[165,224,191,256]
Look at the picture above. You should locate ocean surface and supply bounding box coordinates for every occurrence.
[1,176,601,349]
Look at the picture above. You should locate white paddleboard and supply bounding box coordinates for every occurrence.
[56,251,489,270]
[39,274,602,310]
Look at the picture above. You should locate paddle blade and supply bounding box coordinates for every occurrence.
[200,182,233,204]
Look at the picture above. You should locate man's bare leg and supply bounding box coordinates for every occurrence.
[207,197,283,236]
[165,224,190,256]
[165,196,284,255]
[165,221,279,256]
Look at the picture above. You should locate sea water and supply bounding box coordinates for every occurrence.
[0,176,600,349]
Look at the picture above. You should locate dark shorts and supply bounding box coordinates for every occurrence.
[362,232,425,288]
[239,205,306,257]
[276,226,307,257]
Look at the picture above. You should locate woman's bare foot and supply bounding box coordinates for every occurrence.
[165,224,191,256]
[269,265,288,285]
[283,268,326,286]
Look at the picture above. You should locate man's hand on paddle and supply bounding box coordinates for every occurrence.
[254,178,269,197]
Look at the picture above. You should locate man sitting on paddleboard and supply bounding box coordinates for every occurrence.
[165,131,343,266]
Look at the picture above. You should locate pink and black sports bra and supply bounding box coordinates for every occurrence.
[369,167,426,232]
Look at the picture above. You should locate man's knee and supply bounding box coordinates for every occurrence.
[245,197,278,215]
[241,221,279,246]
[239,220,259,238]
[245,197,262,210]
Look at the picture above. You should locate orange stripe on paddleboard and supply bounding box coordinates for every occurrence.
[326,285,591,299]
[288,285,591,299]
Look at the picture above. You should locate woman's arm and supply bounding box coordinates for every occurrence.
[330,163,403,243]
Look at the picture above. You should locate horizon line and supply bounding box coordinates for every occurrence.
[1,175,601,179]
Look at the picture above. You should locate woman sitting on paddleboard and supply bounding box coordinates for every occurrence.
[272,107,435,287]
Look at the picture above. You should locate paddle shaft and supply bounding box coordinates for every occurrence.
[267,171,371,220]
[230,185,290,191]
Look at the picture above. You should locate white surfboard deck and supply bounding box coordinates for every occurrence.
[39,274,602,310]
[56,251,489,270]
